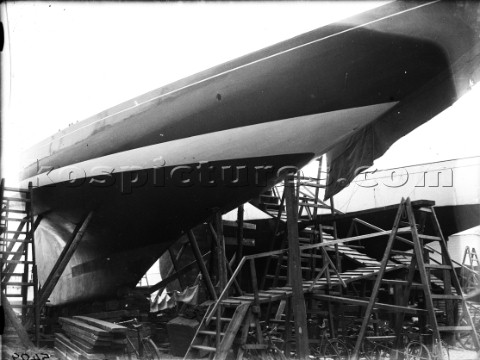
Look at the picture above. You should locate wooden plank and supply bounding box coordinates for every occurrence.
[319,200,435,222]
[418,234,441,241]
[69,339,110,358]
[223,219,256,230]
[224,236,255,247]
[299,227,411,251]
[2,197,30,202]
[57,333,107,359]
[59,317,110,336]
[60,325,112,345]
[192,345,216,352]
[73,316,127,334]
[430,294,462,300]
[313,294,426,314]
[424,264,452,269]
[57,333,104,360]
[4,186,29,193]
[70,335,111,350]
[55,334,84,360]
[214,302,250,360]
[380,279,424,287]
[438,326,473,331]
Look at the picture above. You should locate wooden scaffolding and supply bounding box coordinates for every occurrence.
[179,162,479,360]
[0,179,39,346]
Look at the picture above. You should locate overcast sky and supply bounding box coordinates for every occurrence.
[2,1,480,185]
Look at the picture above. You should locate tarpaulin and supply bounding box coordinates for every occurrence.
[324,5,480,200]
[325,68,459,200]
[150,284,199,312]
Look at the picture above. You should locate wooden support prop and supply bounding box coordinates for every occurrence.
[285,174,309,360]
[215,212,228,294]
[208,223,243,295]
[236,205,244,269]
[27,182,40,346]
[284,297,292,355]
[250,259,261,315]
[147,251,210,294]
[237,310,253,360]
[37,211,94,309]
[442,235,455,344]
[0,179,4,236]
[164,241,188,280]
[2,293,35,349]
[260,191,285,290]
[187,230,217,300]
[168,247,185,290]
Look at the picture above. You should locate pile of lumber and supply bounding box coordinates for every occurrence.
[54,316,128,359]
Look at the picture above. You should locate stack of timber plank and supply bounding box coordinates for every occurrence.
[55,316,128,359]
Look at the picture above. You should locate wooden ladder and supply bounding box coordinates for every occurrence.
[183,300,251,360]
[0,179,40,344]
[461,246,480,294]
[350,198,480,360]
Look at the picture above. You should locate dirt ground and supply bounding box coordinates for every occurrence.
[2,343,479,360]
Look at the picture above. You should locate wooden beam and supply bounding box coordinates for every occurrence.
[285,175,309,360]
[38,211,94,308]
[223,218,255,230]
[224,236,254,247]
[318,199,435,223]
[208,224,243,295]
[215,213,228,295]
[313,294,427,315]
[164,241,188,280]
[213,302,250,360]
[168,247,185,289]
[2,293,35,348]
[188,230,217,300]
[28,181,40,347]
[236,205,244,269]
[299,227,411,251]
[146,250,210,294]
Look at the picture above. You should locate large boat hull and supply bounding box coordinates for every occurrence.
[21,1,480,305]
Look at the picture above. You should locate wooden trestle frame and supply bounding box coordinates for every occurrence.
[181,178,480,360]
